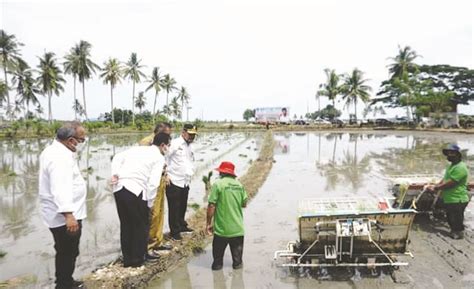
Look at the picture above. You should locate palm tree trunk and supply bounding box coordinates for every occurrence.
[48,92,52,124]
[82,81,88,121]
[153,92,157,125]
[3,65,10,117]
[353,98,357,122]
[73,75,77,120]
[132,81,135,126]
[111,85,115,124]
[166,92,169,108]
[181,100,184,121]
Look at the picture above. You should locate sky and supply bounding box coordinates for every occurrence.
[1,0,473,121]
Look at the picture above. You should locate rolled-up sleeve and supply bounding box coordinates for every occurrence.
[49,157,75,213]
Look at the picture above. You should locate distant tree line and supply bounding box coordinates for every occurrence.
[0,29,191,126]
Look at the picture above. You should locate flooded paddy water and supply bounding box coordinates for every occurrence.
[0,131,262,286]
[149,131,474,289]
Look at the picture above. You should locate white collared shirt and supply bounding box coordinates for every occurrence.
[38,140,87,228]
[111,145,165,207]
[166,136,195,188]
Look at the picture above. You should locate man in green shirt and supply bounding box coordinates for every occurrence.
[206,161,248,270]
[427,144,470,239]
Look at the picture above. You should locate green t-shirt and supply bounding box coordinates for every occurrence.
[208,176,248,237]
[442,161,469,204]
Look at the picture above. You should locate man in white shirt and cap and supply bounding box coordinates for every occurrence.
[166,123,197,240]
[38,121,87,289]
[111,132,170,267]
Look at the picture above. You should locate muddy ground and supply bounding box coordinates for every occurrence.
[149,131,474,289]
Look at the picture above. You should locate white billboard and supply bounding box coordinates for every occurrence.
[254,107,290,124]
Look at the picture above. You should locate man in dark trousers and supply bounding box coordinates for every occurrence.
[111,133,170,267]
[39,122,87,289]
[206,161,248,270]
[427,144,470,239]
[165,124,197,240]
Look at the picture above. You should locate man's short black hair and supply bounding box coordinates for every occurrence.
[154,122,172,134]
[152,132,171,146]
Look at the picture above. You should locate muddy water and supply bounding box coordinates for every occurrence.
[0,132,261,285]
[149,131,474,289]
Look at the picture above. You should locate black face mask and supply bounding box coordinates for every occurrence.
[447,155,460,163]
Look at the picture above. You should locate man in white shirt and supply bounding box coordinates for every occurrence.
[166,124,197,240]
[111,132,170,267]
[38,122,87,289]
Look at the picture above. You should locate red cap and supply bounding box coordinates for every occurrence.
[215,161,236,177]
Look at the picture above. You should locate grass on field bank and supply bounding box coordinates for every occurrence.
[83,131,275,289]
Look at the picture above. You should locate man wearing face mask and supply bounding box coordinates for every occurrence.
[111,132,170,267]
[426,144,470,240]
[166,124,197,240]
[38,121,87,289]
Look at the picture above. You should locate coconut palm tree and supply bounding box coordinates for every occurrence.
[317,69,341,109]
[63,44,81,120]
[0,30,23,114]
[341,68,372,122]
[170,96,181,119]
[135,91,146,113]
[35,104,43,118]
[387,46,420,120]
[388,45,419,79]
[162,104,172,117]
[123,52,146,126]
[72,99,84,118]
[36,52,65,123]
[146,67,163,124]
[0,80,7,104]
[161,74,177,108]
[177,86,190,120]
[12,59,40,119]
[100,58,123,124]
[77,40,99,121]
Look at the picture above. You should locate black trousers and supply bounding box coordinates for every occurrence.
[445,202,469,232]
[49,220,82,289]
[114,188,149,267]
[212,235,244,267]
[166,182,189,235]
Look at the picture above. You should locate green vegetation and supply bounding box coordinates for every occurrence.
[0,250,6,258]
[0,29,192,129]
[306,104,341,121]
[243,108,255,121]
[374,46,473,119]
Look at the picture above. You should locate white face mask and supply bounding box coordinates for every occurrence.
[74,138,88,154]
[160,144,169,156]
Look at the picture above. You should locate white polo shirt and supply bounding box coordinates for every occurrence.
[111,145,165,207]
[166,136,195,188]
[38,140,87,228]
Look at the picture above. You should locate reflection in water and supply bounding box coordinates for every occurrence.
[149,131,474,289]
[317,133,370,192]
[212,269,245,289]
[0,132,261,283]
